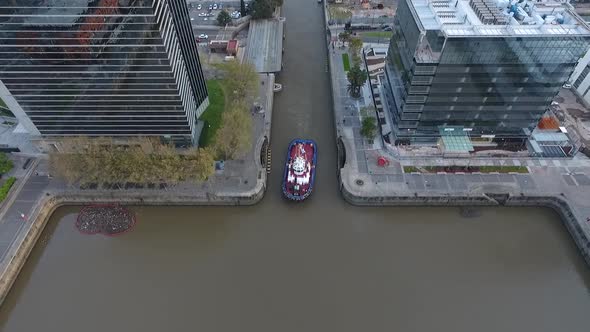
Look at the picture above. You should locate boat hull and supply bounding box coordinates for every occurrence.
[282,139,317,201]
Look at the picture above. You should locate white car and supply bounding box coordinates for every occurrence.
[204,17,208,21]
[198,34,209,40]
[563,83,572,89]
[197,4,202,10]
[198,12,207,17]
[551,101,559,106]
[213,4,218,10]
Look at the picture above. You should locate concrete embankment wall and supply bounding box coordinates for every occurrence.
[0,183,266,306]
[340,183,590,267]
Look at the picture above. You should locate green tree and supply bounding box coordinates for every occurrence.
[361,117,377,140]
[349,37,363,55]
[219,60,258,102]
[213,102,252,160]
[338,31,350,45]
[251,0,275,19]
[346,64,367,98]
[217,10,232,26]
[349,37,363,66]
[0,153,13,175]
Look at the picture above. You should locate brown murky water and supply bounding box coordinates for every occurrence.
[1,1,590,331]
[1,206,590,332]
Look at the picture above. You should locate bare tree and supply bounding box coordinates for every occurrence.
[213,102,253,160]
[218,60,258,102]
[49,137,215,186]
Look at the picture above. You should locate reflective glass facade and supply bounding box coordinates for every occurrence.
[0,0,208,144]
[384,0,590,145]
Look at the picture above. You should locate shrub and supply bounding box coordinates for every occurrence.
[0,177,16,202]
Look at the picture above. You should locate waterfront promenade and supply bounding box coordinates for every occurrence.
[0,73,275,303]
[323,3,590,264]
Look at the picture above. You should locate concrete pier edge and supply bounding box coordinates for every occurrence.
[0,182,267,306]
[321,2,590,267]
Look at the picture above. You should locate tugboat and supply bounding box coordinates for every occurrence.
[282,139,317,201]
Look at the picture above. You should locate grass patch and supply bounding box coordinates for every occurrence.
[476,166,529,173]
[342,53,350,71]
[0,177,16,203]
[403,166,419,173]
[404,165,529,174]
[198,79,225,147]
[363,31,393,39]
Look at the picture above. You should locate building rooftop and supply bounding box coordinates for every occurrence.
[409,0,590,37]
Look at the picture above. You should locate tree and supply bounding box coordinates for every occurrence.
[251,0,273,19]
[213,102,252,160]
[346,64,367,98]
[240,0,247,16]
[338,31,351,46]
[349,37,363,64]
[217,10,232,26]
[219,61,258,102]
[0,152,13,175]
[49,137,216,186]
[361,117,377,140]
[251,0,280,19]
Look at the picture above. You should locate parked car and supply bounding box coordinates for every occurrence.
[197,4,201,10]
[213,4,218,10]
[208,4,213,10]
[563,83,572,89]
[551,101,559,106]
[383,26,393,31]
[197,34,209,42]
[198,12,207,17]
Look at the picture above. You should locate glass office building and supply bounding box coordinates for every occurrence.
[0,0,208,145]
[383,0,590,146]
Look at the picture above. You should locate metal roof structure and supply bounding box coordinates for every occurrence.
[439,127,474,153]
[244,18,284,73]
[409,0,590,37]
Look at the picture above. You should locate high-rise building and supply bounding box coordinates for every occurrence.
[0,0,208,146]
[383,0,590,147]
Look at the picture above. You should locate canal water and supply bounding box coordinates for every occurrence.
[1,1,590,331]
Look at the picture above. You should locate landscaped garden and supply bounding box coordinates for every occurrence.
[198,79,225,147]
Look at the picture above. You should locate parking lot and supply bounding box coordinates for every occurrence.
[187,0,250,26]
